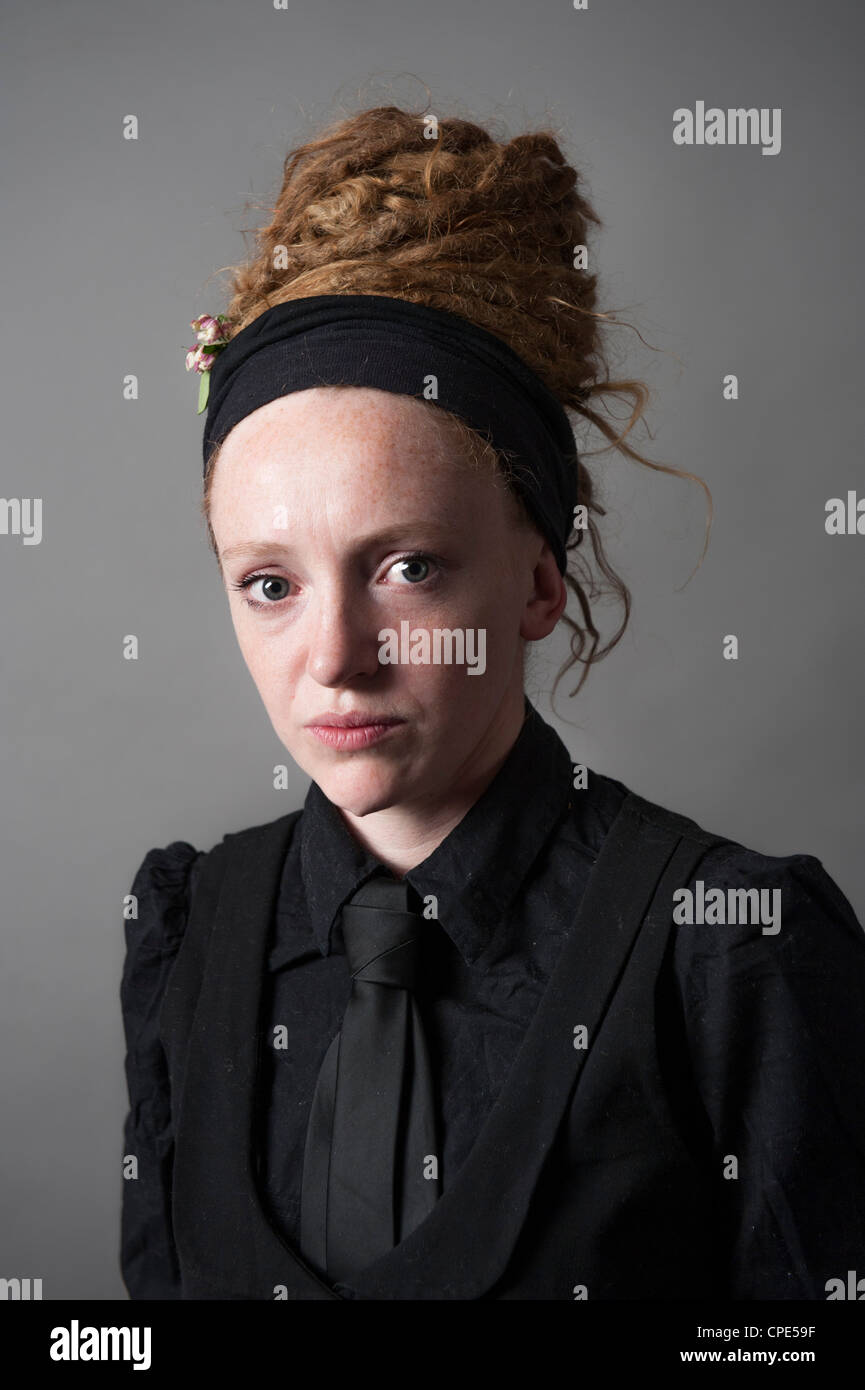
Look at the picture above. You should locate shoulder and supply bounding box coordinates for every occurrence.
[127,808,304,939]
[585,779,865,1080]
[121,841,205,1022]
[665,795,864,952]
[671,834,865,993]
[647,811,865,1053]
[578,769,863,953]
[128,808,305,914]
[128,840,204,937]
[665,835,865,1182]
[570,767,728,861]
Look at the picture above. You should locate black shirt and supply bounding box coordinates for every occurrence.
[120,698,865,1299]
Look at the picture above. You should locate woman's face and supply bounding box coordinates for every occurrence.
[209,386,565,817]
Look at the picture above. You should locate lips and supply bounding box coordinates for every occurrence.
[304,715,405,751]
[305,712,404,728]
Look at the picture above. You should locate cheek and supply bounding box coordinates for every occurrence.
[230,609,283,690]
[463,586,524,658]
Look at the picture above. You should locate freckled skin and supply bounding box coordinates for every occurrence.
[210,386,566,873]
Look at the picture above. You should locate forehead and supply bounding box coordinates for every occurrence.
[216,385,469,468]
[210,386,495,517]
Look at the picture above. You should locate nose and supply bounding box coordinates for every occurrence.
[306,585,383,687]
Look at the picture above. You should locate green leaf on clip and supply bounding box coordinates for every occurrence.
[197,371,210,415]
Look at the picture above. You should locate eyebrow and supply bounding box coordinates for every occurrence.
[219,525,451,567]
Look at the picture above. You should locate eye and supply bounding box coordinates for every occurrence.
[386,553,437,585]
[230,573,294,609]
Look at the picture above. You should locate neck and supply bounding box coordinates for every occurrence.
[336,690,528,877]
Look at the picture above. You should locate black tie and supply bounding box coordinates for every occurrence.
[299,875,442,1281]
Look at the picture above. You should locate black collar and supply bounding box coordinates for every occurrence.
[281,697,574,967]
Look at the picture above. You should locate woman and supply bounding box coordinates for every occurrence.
[120,104,865,1301]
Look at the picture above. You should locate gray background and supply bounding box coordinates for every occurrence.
[1,0,862,1299]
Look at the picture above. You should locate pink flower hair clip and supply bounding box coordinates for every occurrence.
[185,314,230,414]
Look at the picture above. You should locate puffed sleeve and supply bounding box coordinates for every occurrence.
[119,840,203,1299]
[672,844,865,1299]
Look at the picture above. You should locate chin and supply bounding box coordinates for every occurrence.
[312,762,409,817]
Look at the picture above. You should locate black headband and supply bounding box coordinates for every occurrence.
[202,293,578,573]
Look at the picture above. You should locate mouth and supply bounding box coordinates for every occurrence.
[304,713,406,750]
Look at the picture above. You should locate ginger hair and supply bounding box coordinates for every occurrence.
[199,101,711,703]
